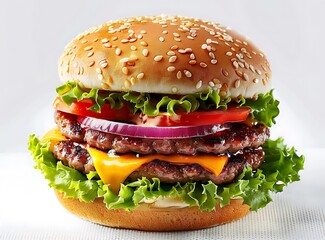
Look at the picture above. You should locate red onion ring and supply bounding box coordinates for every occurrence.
[77,116,230,139]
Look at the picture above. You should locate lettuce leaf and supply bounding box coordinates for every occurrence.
[240,90,280,126]
[28,135,304,211]
[28,135,98,202]
[56,81,279,126]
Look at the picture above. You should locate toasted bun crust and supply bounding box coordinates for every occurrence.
[58,15,271,99]
[55,190,250,231]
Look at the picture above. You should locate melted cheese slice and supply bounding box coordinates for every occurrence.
[88,148,228,194]
[42,128,228,194]
[41,127,67,151]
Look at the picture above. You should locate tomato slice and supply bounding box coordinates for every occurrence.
[53,96,250,127]
[53,97,130,121]
[132,107,251,127]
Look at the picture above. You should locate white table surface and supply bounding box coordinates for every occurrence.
[0,149,324,240]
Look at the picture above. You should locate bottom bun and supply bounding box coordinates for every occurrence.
[55,190,250,231]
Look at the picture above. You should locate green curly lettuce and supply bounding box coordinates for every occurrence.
[240,90,280,126]
[28,135,304,212]
[56,81,279,127]
[28,135,98,202]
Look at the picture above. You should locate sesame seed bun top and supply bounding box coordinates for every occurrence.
[58,15,271,99]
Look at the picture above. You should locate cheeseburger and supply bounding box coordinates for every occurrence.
[28,15,304,231]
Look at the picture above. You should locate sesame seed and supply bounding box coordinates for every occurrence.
[154,55,163,62]
[159,37,165,42]
[172,87,178,93]
[103,43,111,48]
[209,52,215,59]
[178,49,186,54]
[176,71,182,79]
[226,52,233,57]
[184,70,192,78]
[81,40,88,44]
[196,80,202,89]
[130,77,136,85]
[233,61,239,69]
[235,79,241,88]
[140,30,147,34]
[84,46,93,51]
[190,53,195,59]
[129,38,137,43]
[140,41,148,46]
[249,65,255,73]
[96,68,102,74]
[120,57,130,63]
[238,62,245,68]
[112,37,118,41]
[174,37,181,42]
[167,51,175,56]
[124,80,131,88]
[100,62,108,68]
[206,39,212,44]
[162,30,168,34]
[115,48,122,56]
[87,51,94,57]
[137,34,143,39]
[121,39,129,43]
[209,81,215,87]
[102,82,110,90]
[88,61,95,67]
[65,65,69,73]
[98,74,103,81]
[173,32,180,37]
[245,62,249,69]
[200,62,208,68]
[262,79,267,85]
[131,45,137,51]
[253,78,259,83]
[137,72,144,79]
[222,69,229,77]
[234,71,242,79]
[185,48,193,53]
[142,49,149,57]
[189,60,196,65]
[243,73,249,81]
[187,36,194,40]
[122,67,129,75]
[101,38,109,43]
[211,59,218,64]
[256,69,262,75]
[201,44,208,50]
[167,66,176,72]
[107,76,113,85]
[169,56,177,63]
[171,45,178,50]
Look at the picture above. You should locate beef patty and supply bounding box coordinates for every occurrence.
[55,111,269,155]
[53,140,264,185]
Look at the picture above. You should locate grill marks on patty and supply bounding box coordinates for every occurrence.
[53,140,264,185]
[51,111,269,185]
[55,111,270,155]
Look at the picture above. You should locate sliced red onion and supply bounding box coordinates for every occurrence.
[77,116,230,139]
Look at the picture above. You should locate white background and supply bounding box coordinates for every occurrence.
[0,0,324,152]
